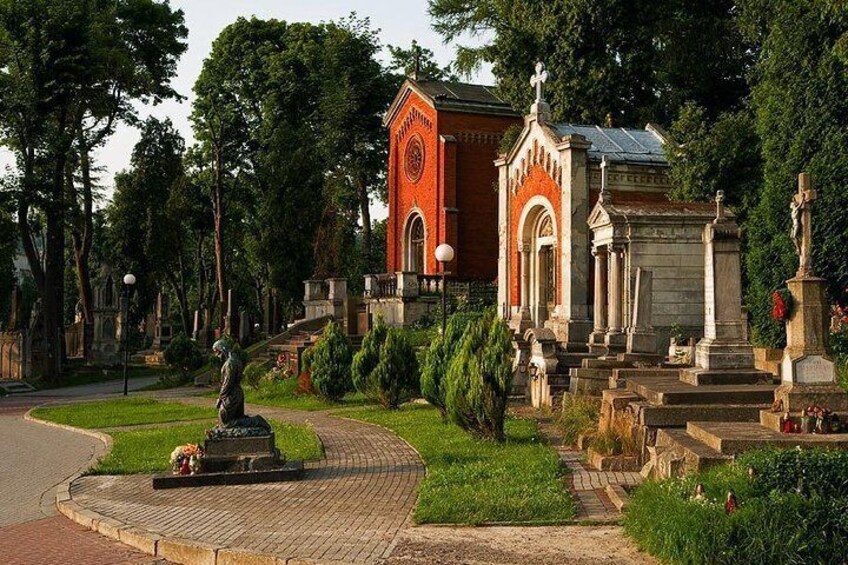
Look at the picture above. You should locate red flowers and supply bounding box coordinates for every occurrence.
[771,289,793,322]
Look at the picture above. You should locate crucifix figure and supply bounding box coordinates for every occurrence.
[530,62,548,104]
[790,172,817,276]
[714,190,726,222]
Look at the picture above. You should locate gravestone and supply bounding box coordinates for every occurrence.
[680,191,771,385]
[152,292,173,350]
[626,268,657,355]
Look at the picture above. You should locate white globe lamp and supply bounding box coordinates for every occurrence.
[435,243,455,264]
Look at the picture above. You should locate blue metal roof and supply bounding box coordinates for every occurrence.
[551,124,668,165]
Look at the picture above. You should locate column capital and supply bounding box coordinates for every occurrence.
[517,239,531,252]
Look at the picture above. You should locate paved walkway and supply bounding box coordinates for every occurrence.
[69,399,424,564]
[0,376,161,564]
[517,406,643,522]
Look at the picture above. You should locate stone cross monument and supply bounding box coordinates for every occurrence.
[776,173,844,412]
[599,155,611,204]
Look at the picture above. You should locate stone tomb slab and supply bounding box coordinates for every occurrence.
[686,421,848,455]
[782,353,835,385]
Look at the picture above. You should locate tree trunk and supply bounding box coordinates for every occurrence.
[71,143,95,359]
[358,177,372,267]
[42,153,68,381]
[212,152,226,330]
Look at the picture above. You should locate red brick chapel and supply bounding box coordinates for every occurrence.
[384,79,521,280]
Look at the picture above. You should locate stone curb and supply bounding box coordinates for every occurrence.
[25,402,355,565]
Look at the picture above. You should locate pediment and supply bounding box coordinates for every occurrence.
[587,201,612,229]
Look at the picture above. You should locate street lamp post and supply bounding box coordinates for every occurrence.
[121,273,136,396]
[434,244,455,336]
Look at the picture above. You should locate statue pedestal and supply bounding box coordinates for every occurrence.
[777,275,843,411]
[152,419,303,489]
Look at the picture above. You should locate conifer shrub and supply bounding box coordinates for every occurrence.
[242,361,269,390]
[307,321,352,401]
[444,314,513,441]
[367,329,419,409]
[163,333,204,376]
[421,312,478,418]
[351,317,388,394]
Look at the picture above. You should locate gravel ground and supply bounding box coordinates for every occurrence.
[385,524,657,565]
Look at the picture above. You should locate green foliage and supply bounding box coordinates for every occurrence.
[352,319,419,409]
[387,39,456,81]
[429,0,751,126]
[666,104,763,226]
[308,321,353,401]
[624,449,848,564]
[347,403,574,524]
[498,124,522,156]
[741,1,848,347]
[106,118,189,319]
[444,314,513,441]
[351,317,389,394]
[556,393,600,447]
[421,312,480,418]
[163,333,204,376]
[243,361,270,390]
[367,329,419,409]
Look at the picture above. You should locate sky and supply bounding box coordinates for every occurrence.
[1,0,494,222]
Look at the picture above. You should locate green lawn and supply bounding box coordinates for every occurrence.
[91,419,323,474]
[33,397,323,475]
[344,403,574,525]
[241,377,372,411]
[31,397,215,428]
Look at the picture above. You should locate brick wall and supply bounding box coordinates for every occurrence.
[386,90,520,278]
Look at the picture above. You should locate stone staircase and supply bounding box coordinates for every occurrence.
[601,368,778,478]
[0,380,36,394]
[569,352,665,395]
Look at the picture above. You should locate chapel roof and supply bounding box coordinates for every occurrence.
[384,79,520,126]
[551,124,669,165]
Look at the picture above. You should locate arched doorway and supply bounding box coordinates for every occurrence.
[533,213,556,324]
[517,198,558,326]
[404,213,426,273]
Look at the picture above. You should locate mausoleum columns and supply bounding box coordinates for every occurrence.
[607,245,625,334]
[519,240,531,312]
[592,247,608,334]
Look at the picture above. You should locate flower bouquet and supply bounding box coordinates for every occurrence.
[170,443,204,475]
[771,289,794,322]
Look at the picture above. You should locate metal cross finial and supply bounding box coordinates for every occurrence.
[412,43,421,81]
[599,155,610,204]
[530,62,548,104]
[715,190,725,221]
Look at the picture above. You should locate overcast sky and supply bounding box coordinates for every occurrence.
[1,0,494,221]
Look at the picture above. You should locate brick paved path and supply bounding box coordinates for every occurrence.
[69,400,424,564]
[0,377,162,564]
[517,406,643,522]
[0,516,158,565]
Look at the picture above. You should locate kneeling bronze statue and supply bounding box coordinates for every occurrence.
[210,338,271,438]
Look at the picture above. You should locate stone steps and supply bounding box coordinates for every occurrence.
[625,376,777,406]
[686,421,848,455]
[656,428,733,474]
[0,380,35,394]
[679,368,776,386]
[633,402,769,427]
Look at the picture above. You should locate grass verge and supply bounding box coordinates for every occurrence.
[241,377,372,411]
[343,403,574,525]
[624,448,848,564]
[90,419,322,474]
[31,397,215,428]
